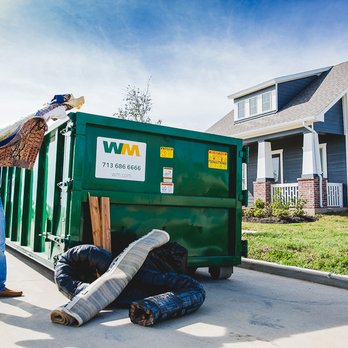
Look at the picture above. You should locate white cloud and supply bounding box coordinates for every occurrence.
[1,4,348,133]
[148,35,348,131]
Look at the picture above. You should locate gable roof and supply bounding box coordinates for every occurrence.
[208,61,348,139]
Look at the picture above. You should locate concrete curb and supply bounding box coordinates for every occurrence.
[239,258,348,290]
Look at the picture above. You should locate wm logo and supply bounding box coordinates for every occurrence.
[103,141,140,157]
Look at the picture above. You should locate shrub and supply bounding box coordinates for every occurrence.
[243,192,310,222]
[264,202,273,217]
[292,196,307,217]
[253,208,266,218]
[243,208,254,218]
[254,198,265,209]
[271,188,290,219]
[272,207,290,219]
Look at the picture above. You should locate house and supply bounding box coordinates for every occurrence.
[207,61,348,214]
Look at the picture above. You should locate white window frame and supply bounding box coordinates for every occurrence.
[234,88,276,121]
[319,143,328,178]
[237,100,246,119]
[262,91,272,112]
[249,96,258,116]
[271,149,283,183]
[242,163,248,190]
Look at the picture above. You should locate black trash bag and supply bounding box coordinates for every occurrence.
[54,244,113,299]
[144,242,188,274]
[54,241,189,302]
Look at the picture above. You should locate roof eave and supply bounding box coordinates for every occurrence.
[228,66,332,100]
[232,116,318,139]
[228,80,276,100]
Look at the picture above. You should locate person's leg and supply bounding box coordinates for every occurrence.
[0,197,22,297]
[0,197,7,292]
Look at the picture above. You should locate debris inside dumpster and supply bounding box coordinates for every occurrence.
[0,94,84,169]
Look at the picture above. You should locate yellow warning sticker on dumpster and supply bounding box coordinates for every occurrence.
[208,150,228,170]
[160,182,174,194]
[160,147,174,158]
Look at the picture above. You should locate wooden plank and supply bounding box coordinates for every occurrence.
[100,197,112,253]
[88,193,102,247]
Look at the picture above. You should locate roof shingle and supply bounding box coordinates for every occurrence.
[207,61,348,138]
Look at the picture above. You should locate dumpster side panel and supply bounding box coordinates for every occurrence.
[2,121,70,268]
[107,205,229,257]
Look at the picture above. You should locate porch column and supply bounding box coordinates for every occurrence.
[301,131,321,177]
[298,131,326,212]
[253,141,274,203]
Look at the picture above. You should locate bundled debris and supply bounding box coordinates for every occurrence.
[0,94,84,169]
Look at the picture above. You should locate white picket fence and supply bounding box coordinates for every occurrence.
[271,183,298,206]
[271,182,344,208]
[327,183,343,208]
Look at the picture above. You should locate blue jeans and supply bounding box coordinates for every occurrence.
[0,198,6,292]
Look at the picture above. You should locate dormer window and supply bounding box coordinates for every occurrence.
[235,87,276,121]
[249,97,257,116]
[238,100,246,119]
[262,92,272,112]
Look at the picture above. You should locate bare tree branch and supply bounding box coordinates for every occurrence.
[114,79,161,124]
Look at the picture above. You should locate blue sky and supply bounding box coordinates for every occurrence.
[1,0,348,131]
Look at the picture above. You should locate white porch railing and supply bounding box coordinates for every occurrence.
[327,183,343,208]
[271,183,298,206]
[271,182,344,208]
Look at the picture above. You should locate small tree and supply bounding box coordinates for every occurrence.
[114,79,161,124]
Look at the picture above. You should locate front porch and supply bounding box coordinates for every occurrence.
[250,131,347,213]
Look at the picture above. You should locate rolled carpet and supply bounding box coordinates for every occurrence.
[0,94,84,170]
[129,271,206,326]
[50,229,169,326]
[0,118,47,170]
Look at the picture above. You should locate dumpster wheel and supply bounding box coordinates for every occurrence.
[209,266,233,279]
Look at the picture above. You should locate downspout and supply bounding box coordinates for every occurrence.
[303,122,323,208]
[342,94,348,208]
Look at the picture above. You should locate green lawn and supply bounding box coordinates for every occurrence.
[242,212,348,275]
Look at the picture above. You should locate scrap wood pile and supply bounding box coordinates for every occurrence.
[88,194,112,253]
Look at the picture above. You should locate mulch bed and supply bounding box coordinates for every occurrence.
[243,215,318,224]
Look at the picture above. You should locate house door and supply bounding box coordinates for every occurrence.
[272,150,283,183]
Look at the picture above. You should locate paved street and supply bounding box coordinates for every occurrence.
[1,249,348,348]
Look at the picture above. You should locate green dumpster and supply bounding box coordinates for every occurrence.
[1,112,248,278]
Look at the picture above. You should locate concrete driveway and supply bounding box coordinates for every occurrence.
[1,250,347,348]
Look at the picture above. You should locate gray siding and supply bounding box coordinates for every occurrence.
[271,135,303,183]
[321,134,347,206]
[314,100,344,135]
[278,75,319,110]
